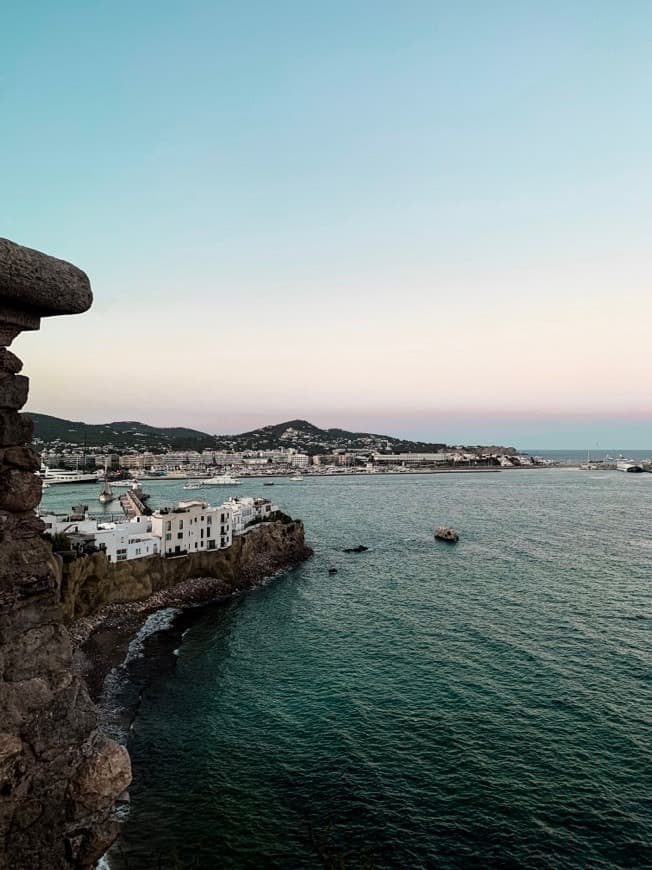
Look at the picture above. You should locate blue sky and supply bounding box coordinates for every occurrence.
[3,2,651,446]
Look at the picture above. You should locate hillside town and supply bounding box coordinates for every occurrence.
[32,416,542,477]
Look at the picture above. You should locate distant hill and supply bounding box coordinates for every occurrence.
[31,413,513,456]
[220,418,448,455]
[30,414,216,451]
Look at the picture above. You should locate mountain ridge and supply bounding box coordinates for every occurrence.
[29,413,515,455]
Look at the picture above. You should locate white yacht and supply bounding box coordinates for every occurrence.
[289,474,304,481]
[39,467,100,485]
[203,473,240,485]
[183,481,205,490]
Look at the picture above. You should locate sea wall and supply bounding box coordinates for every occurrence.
[61,520,311,623]
[0,239,130,869]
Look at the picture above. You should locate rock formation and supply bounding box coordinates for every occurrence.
[434,526,459,543]
[0,238,130,869]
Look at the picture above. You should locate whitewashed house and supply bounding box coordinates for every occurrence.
[151,500,232,556]
[226,497,276,534]
[95,525,161,563]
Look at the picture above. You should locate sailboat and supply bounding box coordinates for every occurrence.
[580,447,599,471]
[98,464,115,504]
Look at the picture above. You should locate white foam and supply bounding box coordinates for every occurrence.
[125,607,182,663]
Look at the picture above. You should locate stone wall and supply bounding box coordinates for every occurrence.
[0,239,130,869]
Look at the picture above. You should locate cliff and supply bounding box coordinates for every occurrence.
[0,239,130,869]
[61,520,312,624]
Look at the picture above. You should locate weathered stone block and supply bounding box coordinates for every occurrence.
[0,374,28,410]
[0,508,47,541]
[0,466,42,511]
[0,445,41,471]
[0,238,93,320]
[0,348,22,374]
[0,732,23,765]
[0,409,32,446]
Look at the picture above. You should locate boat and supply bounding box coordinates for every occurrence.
[203,474,240,485]
[183,481,204,490]
[616,457,644,473]
[98,466,115,505]
[580,448,599,471]
[39,466,100,485]
[263,482,275,486]
[109,479,140,488]
[289,474,304,481]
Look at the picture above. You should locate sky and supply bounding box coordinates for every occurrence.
[2,1,651,448]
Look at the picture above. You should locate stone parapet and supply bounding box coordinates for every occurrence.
[0,238,129,869]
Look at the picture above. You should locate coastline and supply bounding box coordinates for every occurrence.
[71,555,312,703]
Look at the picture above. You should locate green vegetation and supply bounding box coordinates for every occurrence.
[45,531,72,552]
[246,510,294,528]
[30,413,216,451]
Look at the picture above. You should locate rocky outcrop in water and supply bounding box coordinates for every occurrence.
[0,239,130,869]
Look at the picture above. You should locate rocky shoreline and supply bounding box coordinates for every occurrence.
[71,569,296,702]
[63,520,313,705]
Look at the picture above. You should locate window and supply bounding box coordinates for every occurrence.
[166,520,171,531]
[177,532,183,540]
[165,533,171,541]
[135,548,141,556]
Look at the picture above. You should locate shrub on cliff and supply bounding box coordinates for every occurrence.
[44,531,72,552]
[245,510,293,529]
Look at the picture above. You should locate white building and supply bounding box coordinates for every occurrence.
[95,525,161,563]
[151,500,232,556]
[371,452,453,467]
[225,497,277,535]
[40,512,161,563]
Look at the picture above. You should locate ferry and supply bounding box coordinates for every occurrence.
[616,458,644,473]
[203,474,240,485]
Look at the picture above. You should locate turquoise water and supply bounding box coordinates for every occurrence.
[43,472,652,868]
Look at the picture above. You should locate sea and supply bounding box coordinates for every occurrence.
[40,469,652,869]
